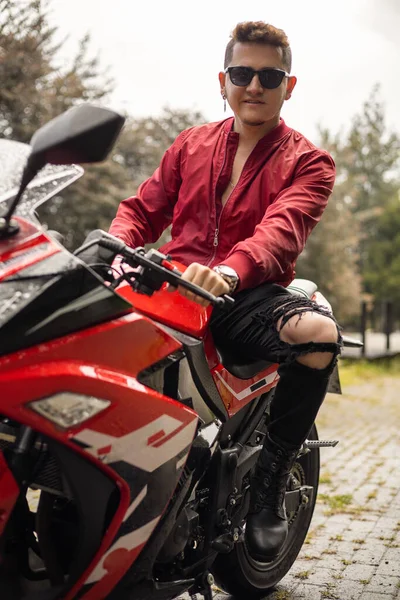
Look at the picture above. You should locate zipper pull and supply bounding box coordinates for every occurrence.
[213,229,219,247]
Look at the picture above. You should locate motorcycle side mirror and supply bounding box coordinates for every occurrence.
[29,104,125,166]
[0,104,125,239]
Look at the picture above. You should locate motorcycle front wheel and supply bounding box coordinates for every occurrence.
[212,423,320,598]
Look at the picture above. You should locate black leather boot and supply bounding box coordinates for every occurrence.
[245,432,299,562]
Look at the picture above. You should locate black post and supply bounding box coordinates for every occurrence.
[384,301,393,352]
[360,301,367,357]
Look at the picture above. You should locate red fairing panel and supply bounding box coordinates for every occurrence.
[0,453,20,537]
[212,363,279,416]
[0,217,60,281]
[70,404,198,600]
[115,260,211,339]
[0,311,181,379]
[0,312,198,600]
[67,396,198,600]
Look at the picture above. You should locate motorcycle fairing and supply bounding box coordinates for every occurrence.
[66,402,197,599]
[0,452,20,537]
[116,276,211,339]
[0,310,198,600]
[212,362,279,416]
[0,218,133,357]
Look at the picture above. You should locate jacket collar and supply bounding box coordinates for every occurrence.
[223,117,291,146]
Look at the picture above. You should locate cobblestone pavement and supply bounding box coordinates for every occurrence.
[180,373,400,600]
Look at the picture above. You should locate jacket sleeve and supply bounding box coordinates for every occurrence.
[222,149,336,290]
[108,130,189,247]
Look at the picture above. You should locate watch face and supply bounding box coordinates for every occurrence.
[218,266,238,279]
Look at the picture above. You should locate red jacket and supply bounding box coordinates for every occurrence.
[109,117,335,291]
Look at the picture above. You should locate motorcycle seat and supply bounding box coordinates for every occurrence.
[217,279,317,380]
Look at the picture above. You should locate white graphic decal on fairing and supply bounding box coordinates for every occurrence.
[75,414,198,587]
[85,515,161,585]
[123,485,147,523]
[74,414,197,472]
[215,370,278,401]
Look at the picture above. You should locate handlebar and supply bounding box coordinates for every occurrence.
[75,231,234,308]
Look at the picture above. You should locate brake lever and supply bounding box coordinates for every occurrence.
[172,272,235,308]
[95,235,235,308]
[126,249,234,308]
[158,259,234,307]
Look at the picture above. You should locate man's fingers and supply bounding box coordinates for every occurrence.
[170,263,229,307]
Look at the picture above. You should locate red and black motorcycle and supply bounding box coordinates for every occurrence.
[0,106,361,600]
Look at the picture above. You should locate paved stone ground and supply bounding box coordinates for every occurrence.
[180,372,400,600]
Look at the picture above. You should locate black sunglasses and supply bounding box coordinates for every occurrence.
[225,66,290,89]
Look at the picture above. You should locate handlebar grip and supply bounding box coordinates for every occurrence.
[97,232,127,254]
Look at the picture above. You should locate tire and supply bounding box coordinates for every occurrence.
[212,424,320,598]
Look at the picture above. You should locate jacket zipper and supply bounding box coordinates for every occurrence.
[207,165,241,267]
[206,144,228,267]
[207,134,253,267]
[208,203,226,265]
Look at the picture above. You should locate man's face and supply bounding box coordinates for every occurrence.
[219,42,297,127]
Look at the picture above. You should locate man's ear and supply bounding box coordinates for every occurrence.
[218,71,226,96]
[285,75,297,101]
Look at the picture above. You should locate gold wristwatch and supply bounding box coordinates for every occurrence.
[213,265,239,294]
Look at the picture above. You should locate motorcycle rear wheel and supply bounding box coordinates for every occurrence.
[212,424,320,598]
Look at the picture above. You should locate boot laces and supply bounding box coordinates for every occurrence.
[254,449,296,512]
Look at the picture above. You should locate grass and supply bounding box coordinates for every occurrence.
[274,591,292,600]
[321,590,338,599]
[340,356,400,387]
[294,570,310,580]
[320,471,333,485]
[385,541,399,548]
[330,534,343,542]
[321,583,339,599]
[379,535,395,542]
[319,494,353,513]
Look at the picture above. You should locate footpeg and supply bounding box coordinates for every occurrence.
[211,533,234,553]
[303,439,339,449]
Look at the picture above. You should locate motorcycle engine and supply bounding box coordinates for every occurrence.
[156,505,199,563]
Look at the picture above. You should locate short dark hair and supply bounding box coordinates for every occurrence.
[224,21,292,72]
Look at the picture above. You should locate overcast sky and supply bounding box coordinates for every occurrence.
[49,0,400,145]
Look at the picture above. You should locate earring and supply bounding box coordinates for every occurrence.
[222,93,226,113]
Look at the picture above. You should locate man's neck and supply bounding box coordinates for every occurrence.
[233,115,281,145]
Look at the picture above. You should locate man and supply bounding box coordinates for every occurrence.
[109,21,341,562]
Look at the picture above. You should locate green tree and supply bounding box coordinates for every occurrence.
[114,108,205,188]
[364,191,400,305]
[296,179,362,326]
[0,0,126,247]
[0,1,205,248]
[322,87,400,274]
[345,85,400,216]
[297,87,400,325]
[0,0,110,142]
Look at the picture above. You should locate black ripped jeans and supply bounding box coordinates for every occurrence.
[210,283,343,447]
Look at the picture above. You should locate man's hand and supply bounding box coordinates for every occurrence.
[170,263,230,307]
